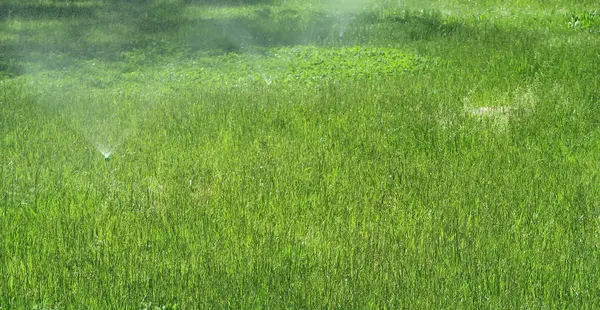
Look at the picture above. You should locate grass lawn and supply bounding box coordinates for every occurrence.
[1,0,599,308]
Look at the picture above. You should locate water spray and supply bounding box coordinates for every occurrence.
[97,144,113,163]
[100,149,112,170]
[262,75,273,86]
[339,14,350,39]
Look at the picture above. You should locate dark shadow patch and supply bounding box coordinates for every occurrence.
[182,10,343,52]
[183,0,274,5]
[181,9,471,52]
[0,3,98,20]
[0,42,24,79]
[0,2,546,79]
[346,9,469,44]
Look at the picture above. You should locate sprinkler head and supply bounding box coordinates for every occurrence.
[104,155,110,162]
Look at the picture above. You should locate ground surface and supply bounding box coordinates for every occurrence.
[1,0,599,308]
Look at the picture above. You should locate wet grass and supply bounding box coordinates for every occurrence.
[1,0,600,308]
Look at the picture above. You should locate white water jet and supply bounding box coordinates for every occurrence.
[337,11,353,40]
[262,75,273,85]
[96,144,113,161]
[339,21,348,39]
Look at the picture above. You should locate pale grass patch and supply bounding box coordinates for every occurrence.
[190,179,216,204]
[455,84,538,131]
[466,105,513,130]
[468,106,515,117]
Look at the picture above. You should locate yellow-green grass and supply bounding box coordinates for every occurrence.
[1,0,599,308]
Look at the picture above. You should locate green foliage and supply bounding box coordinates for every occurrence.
[567,10,600,32]
[1,0,600,308]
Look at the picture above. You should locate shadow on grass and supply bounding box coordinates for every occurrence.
[183,0,274,5]
[0,0,274,21]
[0,3,98,20]
[0,2,543,79]
[182,8,474,51]
[353,9,467,41]
[183,10,337,51]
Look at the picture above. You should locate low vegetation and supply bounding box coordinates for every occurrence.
[1,0,599,308]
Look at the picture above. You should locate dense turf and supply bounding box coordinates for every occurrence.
[1,0,600,308]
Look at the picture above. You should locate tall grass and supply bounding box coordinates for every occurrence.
[1,0,599,308]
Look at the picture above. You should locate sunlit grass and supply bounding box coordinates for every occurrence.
[1,0,600,308]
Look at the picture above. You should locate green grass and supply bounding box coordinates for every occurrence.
[1,0,600,308]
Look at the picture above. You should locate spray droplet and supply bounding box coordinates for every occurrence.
[98,147,112,162]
